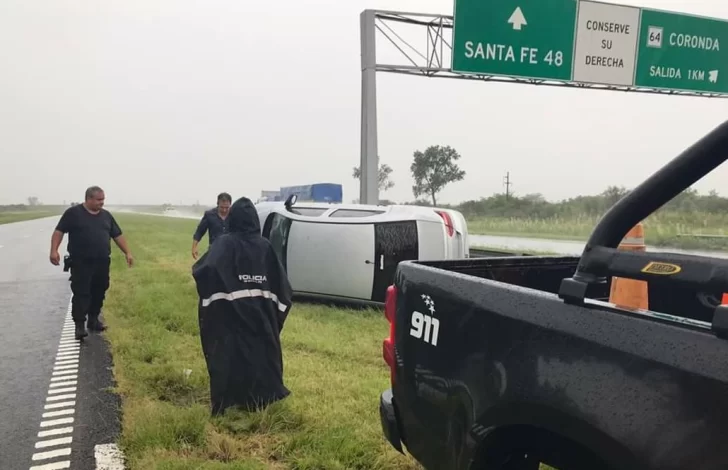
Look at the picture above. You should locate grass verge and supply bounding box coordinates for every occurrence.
[466,214,728,251]
[0,210,60,225]
[103,213,420,469]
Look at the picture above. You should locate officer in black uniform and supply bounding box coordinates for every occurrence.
[50,186,134,340]
[191,192,232,260]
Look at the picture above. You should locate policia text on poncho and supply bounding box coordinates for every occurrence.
[192,197,293,416]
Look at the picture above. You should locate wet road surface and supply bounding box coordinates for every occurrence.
[0,216,122,470]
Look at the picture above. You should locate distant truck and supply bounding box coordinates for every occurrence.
[378,120,728,470]
[259,190,282,202]
[279,183,343,203]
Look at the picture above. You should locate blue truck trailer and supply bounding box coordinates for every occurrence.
[279,183,342,203]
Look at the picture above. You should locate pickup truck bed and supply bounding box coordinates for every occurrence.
[380,120,728,470]
[419,255,720,323]
[381,255,728,470]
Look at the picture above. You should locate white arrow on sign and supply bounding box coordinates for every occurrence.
[709,70,719,83]
[508,7,527,31]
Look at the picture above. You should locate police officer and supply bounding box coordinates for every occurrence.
[50,186,134,340]
[192,192,232,260]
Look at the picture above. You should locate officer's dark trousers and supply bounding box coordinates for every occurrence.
[70,257,111,324]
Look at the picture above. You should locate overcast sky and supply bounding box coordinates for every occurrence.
[2,0,728,206]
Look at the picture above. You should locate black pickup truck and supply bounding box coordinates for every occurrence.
[379,120,728,470]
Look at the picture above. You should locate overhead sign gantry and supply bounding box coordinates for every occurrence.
[359,1,728,205]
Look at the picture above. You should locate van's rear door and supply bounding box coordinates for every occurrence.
[371,221,419,302]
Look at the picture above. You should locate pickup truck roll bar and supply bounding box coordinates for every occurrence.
[558,119,728,337]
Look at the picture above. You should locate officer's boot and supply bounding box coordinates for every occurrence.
[75,321,88,340]
[87,314,107,332]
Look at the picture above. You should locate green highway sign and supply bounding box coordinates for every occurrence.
[451,0,577,81]
[451,0,728,95]
[635,9,728,93]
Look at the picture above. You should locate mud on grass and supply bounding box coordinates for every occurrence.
[102,214,420,469]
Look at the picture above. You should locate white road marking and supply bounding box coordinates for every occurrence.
[38,427,73,438]
[56,349,77,355]
[42,409,75,419]
[46,393,76,402]
[94,443,127,470]
[54,354,78,361]
[55,352,77,359]
[29,461,70,470]
[52,360,78,367]
[48,387,77,394]
[50,375,77,382]
[45,401,76,410]
[32,447,71,460]
[56,357,78,366]
[54,355,78,361]
[51,370,77,378]
[28,300,79,470]
[40,417,74,428]
[49,380,77,388]
[52,357,78,363]
[35,436,73,449]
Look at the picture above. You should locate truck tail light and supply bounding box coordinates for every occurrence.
[383,284,397,384]
[436,210,454,237]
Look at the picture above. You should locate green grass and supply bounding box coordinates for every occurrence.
[0,210,60,225]
[466,213,728,251]
[103,214,421,470]
[101,214,558,469]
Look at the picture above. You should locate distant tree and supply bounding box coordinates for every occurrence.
[410,145,466,206]
[27,196,40,206]
[600,186,630,207]
[352,162,395,192]
[522,193,546,203]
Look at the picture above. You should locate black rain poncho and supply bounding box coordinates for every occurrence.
[192,197,293,416]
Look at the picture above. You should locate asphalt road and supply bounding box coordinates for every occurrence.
[0,216,122,470]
